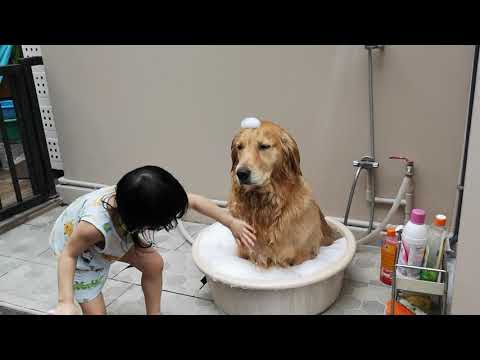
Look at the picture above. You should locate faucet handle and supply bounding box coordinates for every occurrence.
[389,155,414,165]
[390,155,414,176]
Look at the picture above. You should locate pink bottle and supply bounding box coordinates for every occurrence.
[398,209,428,278]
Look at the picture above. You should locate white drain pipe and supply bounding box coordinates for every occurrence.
[57,177,107,190]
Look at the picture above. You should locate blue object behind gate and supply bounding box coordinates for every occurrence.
[0,45,13,84]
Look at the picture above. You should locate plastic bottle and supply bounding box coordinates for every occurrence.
[420,214,447,282]
[398,209,428,278]
[380,226,398,286]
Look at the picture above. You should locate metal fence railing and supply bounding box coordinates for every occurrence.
[0,57,56,220]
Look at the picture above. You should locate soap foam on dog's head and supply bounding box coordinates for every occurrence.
[241,117,261,129]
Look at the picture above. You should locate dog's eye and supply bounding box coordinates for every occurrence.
[236,144,244,151]
[259,144,271,150]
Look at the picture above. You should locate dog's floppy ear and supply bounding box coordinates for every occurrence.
[280,131,302,177]
[230,133,240,172]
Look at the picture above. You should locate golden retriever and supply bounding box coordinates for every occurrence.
[228,119,335,268]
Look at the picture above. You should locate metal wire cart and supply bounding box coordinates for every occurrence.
[390,229,449,315]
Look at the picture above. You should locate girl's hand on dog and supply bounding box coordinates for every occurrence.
[230,218,256,249]
[185,193,256,249]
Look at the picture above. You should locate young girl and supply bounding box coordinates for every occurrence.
[49,165,256,315]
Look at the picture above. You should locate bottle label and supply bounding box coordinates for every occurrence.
[398,241,409,276]
[380,267,393,285]
[399,241,409,263]
[408,245,425,266]
[381,243,397,271]
[407,244,425,278]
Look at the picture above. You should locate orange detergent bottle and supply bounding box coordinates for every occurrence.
[380,227,398,286]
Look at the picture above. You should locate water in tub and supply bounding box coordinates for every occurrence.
[197,222,348,282]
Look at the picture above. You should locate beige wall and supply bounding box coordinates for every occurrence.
[451,65,480,314]
[41,45,473,224]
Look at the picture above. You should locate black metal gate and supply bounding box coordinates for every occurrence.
[0,57,56,221]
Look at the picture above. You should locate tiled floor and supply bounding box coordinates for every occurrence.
[0,305,28,315]
[0,205,395,315]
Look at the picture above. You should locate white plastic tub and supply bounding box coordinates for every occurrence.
[192,217,357,315]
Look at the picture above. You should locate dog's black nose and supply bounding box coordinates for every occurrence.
[236,168,251,183]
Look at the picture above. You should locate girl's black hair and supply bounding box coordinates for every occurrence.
[104,165,188,248]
